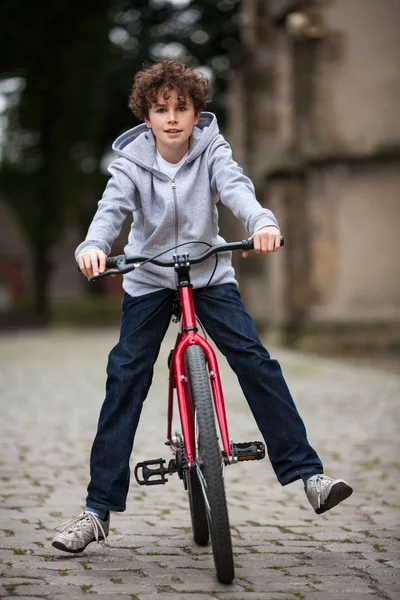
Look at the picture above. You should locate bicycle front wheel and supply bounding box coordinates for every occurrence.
[185,344,234,584]
[187,464,209,545]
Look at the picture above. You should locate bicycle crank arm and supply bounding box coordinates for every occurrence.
[225,441,266,464]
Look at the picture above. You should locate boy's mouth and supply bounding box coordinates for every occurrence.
[165,129,182,133]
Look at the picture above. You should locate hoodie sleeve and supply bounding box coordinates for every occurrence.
[75,159,139,259]
[208,135,279,234]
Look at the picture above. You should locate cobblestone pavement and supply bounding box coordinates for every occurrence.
[0,329,399,600]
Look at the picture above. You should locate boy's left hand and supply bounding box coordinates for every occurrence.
[242,226,281,258]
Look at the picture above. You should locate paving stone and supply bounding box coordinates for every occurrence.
[232,553,302,569]
[239,544,316,554]
[0,578,46,586]
[1,330,400,598]
[311,574,375,593]
[372,582,400,600]
[138,595,217,600]
[0,584,86,596]
[1,597,47,600]
[232,578,318,594]
[298,594,377,600]
[215,594,299,600]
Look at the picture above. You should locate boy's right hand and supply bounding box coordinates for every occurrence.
[77,250,107,278]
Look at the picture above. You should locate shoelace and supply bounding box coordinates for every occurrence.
[54,512,109,545]
[309,475,330,509]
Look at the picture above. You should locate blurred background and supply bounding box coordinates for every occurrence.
[0,0,399,357]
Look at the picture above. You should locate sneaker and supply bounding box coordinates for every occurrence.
[305,475,353,514]
[52,511,110,553]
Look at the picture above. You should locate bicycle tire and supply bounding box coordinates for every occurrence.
[185,344,234,584]
[187,465,209,545]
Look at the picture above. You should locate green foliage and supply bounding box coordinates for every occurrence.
[0,1,111,231]
[0,0,240,320]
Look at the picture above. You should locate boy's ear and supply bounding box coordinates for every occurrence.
[194,111,201,125]
[144,116,151,128]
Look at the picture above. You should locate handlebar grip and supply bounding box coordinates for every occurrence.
[106,257,119,268]
[242,239,254,250]
[242,236,284,250]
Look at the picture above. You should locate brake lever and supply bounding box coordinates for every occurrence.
[88,269,119,282]
[88,264,136,282]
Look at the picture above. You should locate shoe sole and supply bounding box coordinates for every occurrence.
[52,535,106,554]
[315,482,353,514]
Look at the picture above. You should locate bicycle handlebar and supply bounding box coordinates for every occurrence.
[88,236,284,281]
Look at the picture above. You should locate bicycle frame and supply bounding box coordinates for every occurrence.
[167,284,232,468]
[93,238,283,474]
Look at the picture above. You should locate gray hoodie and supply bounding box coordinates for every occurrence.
[75,112,279,296]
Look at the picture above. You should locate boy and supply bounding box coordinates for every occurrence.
[52,60,352,553]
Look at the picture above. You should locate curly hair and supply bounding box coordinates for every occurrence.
[128,60,211,120]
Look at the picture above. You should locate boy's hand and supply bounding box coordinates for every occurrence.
[77,250,107,278]
[242,226,281,258]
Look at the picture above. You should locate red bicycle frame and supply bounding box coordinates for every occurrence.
[166,285,232,467]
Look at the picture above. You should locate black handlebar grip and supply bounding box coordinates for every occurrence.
[106,257,119,268]
[242,239,254,250]
[242,236,284,250]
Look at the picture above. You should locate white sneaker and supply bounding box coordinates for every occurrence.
[52,511,110,553]
[305,475,353,514]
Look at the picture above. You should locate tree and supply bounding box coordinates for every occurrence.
[0,0,240,322]
[0,0,112,321]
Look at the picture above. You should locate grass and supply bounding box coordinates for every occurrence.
[246,519,261,526]
[12,548,27,555]
[363,530,377,538]
[1,529,14,537]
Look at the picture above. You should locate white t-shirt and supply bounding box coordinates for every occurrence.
[156,150,188,180]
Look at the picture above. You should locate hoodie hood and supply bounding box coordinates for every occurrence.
[112,111,219,170]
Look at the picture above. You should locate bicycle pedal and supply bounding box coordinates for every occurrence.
[134,458,175,486]
[232,441,266,462]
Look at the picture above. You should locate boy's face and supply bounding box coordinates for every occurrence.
[144,89,200,159]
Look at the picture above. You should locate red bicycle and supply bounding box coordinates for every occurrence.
[92,238,283,583]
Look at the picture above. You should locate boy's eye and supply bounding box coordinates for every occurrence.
[178,106,187,111]
[156,108,167,113]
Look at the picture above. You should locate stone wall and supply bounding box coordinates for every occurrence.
[230,0,400,352]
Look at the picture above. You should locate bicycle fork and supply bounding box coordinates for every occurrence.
[134,341,266,487]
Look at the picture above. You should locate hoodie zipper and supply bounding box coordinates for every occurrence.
[172,179,178,248]
[172,178,179,288]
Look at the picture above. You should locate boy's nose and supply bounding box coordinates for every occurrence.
[167,112,178,122]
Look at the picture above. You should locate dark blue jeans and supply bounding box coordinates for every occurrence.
[86,284,323,512]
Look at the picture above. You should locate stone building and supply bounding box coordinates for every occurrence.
[229,0,400,352]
